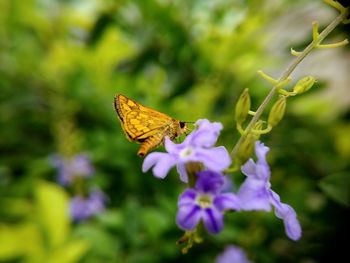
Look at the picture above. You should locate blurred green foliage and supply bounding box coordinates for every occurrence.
[0,0,349,263]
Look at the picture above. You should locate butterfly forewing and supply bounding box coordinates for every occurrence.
[114,94,187,156]
[115,95,173,140]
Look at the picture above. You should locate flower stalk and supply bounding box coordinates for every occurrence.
[230,6,349,161]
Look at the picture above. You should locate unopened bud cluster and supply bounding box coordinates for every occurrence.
[236,120,264,165]
[233,75,317,166]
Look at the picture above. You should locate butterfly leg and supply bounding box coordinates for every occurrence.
[138,135,163,157]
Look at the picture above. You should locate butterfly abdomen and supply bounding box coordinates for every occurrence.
[137,134,163,157]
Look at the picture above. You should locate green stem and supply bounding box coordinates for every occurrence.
[230,8,349,160]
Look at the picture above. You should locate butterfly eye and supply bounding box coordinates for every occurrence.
[179,122,186,129]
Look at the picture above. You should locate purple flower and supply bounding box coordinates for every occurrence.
[142,119,231,183]
[216,245,253,263]
[50,154,94,185]
[237,141,302,240]
[176,170,240,234]
[69,190,106,221]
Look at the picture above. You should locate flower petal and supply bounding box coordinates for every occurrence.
[196,170,225,193]
[216,245,253,263]
[241,159,257,179]
[195,146,231,172]
[50,154,94,186]
[189,119,223,147]
[164,137,183,154]
[269,190,302,240]
[254,141,269,162]
[255,161,270,181]
[70,197,88,221]
[202,207,224,234]
[280,205,302,241]
[86,191,106,216]
[73,154,95,176]
[214,193,241,211]
[176,204,202,231]
[237,178,271,211]
[69,190,106,221]
[195,119,222,130]
[178,189,197,206]
[142,152,176,179]
[221,175,234,193]
[176,162,188,183]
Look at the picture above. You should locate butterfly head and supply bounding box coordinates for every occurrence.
[179,121,195,136]
[178,121,186,134]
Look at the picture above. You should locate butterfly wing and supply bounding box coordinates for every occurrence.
[114,94,174,143]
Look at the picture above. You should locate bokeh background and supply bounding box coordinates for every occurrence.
[0,0,349,262]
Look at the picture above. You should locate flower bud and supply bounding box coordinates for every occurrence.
[253,120,264,133]
[292,76,316,95]
[236,119,266,164]
[268,96,286,127]
[235,88,251,124]
[236,134,255,166]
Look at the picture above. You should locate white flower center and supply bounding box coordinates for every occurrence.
[180,146,194,158]
[196,194,213,208]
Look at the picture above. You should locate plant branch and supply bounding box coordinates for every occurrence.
[230,8,349,160]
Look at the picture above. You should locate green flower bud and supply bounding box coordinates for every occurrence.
[253,120,264,133]
[236,134,255,166]
[235,88,251,124]
[235,121,264,167]
[268,96,286,127]
[292,76,316,94]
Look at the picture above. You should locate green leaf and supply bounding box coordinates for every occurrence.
[142,207,170,240]
[96,209,124,230]
[47,239,90,263]
[73,224,120,260]
[0,223,44,261]
[0,225,21,259]
[319,172,349,207]
[35,181,70,248]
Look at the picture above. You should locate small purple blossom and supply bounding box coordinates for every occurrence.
[176,170,240,234]
[69,190,106,221]
[216,245,253,263]
[50,154,94,185]
[142,119,231,183]
[237,141,302,240]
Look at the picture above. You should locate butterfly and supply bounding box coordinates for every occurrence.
[114,94,188,157]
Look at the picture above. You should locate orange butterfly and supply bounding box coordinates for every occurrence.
[114,94,188,157]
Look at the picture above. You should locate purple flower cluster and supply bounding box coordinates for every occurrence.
[142,119,231,183]
[50,153,106,221]
[50,154,94,186]
[177,170,240,234]
[70,190,106,221]
[216,245,253,263]
[142,119,302,241]
[237,141,302,240]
